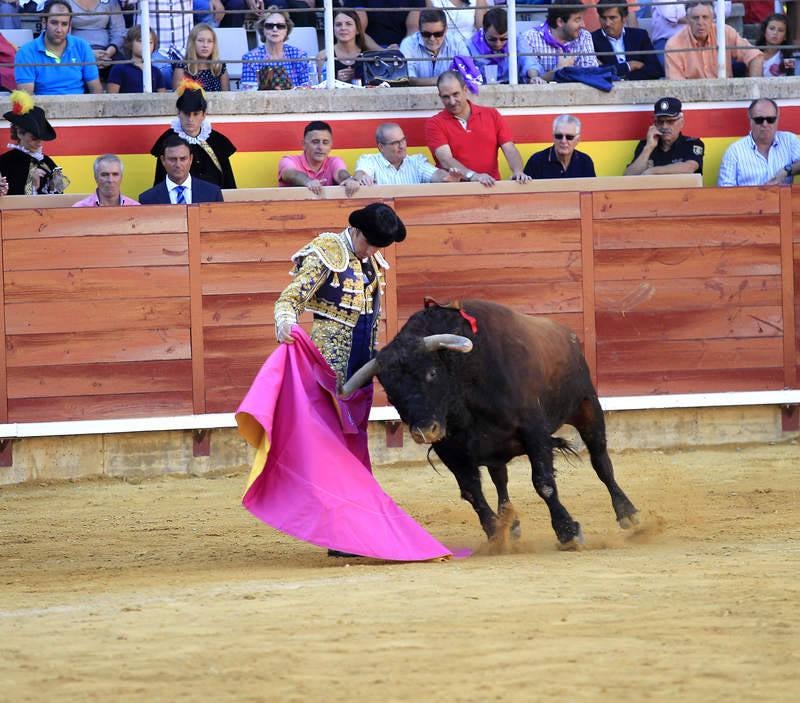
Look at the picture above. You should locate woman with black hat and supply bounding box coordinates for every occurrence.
[149,79,237,189]
[0,91,66,196]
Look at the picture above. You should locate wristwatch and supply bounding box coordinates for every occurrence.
[784,163,794,176]
[464,170,475,181]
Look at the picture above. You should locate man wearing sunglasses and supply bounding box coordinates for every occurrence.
[625,97,704,177]
[718,98,800,187]
[399,9,469,86]
[524,115,596,180]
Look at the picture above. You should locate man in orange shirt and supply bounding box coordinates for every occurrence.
[665,0,762,78]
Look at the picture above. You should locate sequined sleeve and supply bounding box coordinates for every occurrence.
[273,252,331,328]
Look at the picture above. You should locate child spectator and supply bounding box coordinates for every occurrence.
[107,26,167,93]
[173,22,229,90]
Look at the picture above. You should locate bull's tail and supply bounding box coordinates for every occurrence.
[552,436,580,464]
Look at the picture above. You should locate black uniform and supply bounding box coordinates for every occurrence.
[150,128,237,189]
[630,134,705,175]
[0,148,60,195]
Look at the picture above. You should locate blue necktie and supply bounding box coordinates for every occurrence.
[174,185,186,204]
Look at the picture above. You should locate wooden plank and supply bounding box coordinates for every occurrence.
[4,266,190,303]
[7,360,193,398]
[394,192,581,224]
[202,293,275,327]
[597,367,785,396]
[1,206,188,239]
[5,298,190,335]
[6,328,191,367]
[397,251,582,282]
[4,233,189,271]
[204,324,278,359]
[188,206,206,416]
[0,213,6,423]
[201,230,313,264]
[593,187,780,220]
[580,192,597,385]
[780,187,797,388]
[595,276,782,312]
[594,215,781,250]
[596,306,784,341]
[201,261,294,295]
[594,245,781,281]
[8,391,194,423]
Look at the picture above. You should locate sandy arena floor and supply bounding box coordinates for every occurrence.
[1,442,798,703]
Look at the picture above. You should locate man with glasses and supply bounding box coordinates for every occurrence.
[469,8,545,84]
[352,122,462,185]
[524,115,596,180]
[718,99,800,187]
[665,0,761,78]
[624,97,704,176]
[399,9,468,86]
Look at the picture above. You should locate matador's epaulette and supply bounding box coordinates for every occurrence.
[290,232,349,272]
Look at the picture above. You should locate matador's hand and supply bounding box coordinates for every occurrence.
[276,320,296,344]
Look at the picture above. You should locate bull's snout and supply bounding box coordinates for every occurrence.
[410,421,445,444]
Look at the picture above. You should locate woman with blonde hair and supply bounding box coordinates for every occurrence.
[173,23,230,91]
[240,6,311,89]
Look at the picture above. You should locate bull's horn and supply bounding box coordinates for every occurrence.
[422,334,473,353]
[340,358,380,396]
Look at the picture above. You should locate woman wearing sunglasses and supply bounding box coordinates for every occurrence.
[240,6,312,89]
[523,114,596,180]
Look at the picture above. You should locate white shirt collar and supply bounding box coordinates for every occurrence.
[166,174,192,202]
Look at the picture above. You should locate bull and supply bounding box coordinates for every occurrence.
[342,299,639,548]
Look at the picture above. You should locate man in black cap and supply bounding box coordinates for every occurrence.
[624,97,705,177]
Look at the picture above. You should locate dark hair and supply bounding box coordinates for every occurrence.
[482,7,507,34]
[596,0,629,19]
[304,120,332,136]
[419,8,447,28]
[747,98,779,118]
[124,25,159,55]
[162,133,191,155]
[756,13,792,74]
[333,9,367,52]
[43,0,71,16]
[547,4,584,28]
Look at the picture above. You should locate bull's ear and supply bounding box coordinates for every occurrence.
[423,334,473,353]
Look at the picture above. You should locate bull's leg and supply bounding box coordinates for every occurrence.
[486,463,521,539]
[570,396,639,528]
[525,435,583,547]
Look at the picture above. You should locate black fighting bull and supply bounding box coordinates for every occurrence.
[342,299,640,549]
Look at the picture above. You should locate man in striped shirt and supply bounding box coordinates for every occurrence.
[352,122,463,186]
[718,98,800,187]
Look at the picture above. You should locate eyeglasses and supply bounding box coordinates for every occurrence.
[421,30,445,38]
[264,22,287,30]
[380,137,407,147]
[751,115,777,124]
[554,133,577,141]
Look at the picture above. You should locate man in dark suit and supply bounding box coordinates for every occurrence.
[591,0,663,81]
[139,134,224,205]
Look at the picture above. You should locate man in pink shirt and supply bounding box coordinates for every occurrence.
[278,121,360,196]
[72,154,139,207]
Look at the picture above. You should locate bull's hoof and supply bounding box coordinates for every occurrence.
[510,519,522,541]
[557,524,584,551]
[618,512,641,530]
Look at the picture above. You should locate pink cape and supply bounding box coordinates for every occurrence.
[236,327,453,561]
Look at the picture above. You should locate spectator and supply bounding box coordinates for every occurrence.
[145,0,194,85]
[757,13,794,77]
[240,7,311,90]
[0,1,20,30]
[578,0,639,33]
[73,154,140,207]
[0,32,17,91]
[316,9,370,84]
[400,8,469,86]
[522,3,599,83]
[107,26,168,92]
[173,22,229,90]
[524,115,596,180]
[14,0,102,95]
[426,0,487,45]
[718,98,800,187]
[352,122,463,185]
[591,0,663,80]
[743,0,774,27]
[424,69,531,187]
[149,80,237,188]
[469,8,545,84]
[193,0,225,26]
[650,0,731,67]
[278,120,360,196]
[343,0,424,47]
[625,97,704,176]
[140,134,224,204]
[0,90,66,195]
[665,0,762,79]
[66,0,126,76]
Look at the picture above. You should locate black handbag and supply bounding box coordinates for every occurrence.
[361,49,409,87]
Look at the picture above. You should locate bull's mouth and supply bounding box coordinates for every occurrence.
[410,422,445,444]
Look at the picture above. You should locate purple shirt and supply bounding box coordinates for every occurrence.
[278,153,347,187]
[72,192,140,207]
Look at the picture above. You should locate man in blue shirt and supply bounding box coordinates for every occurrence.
[14,0,102,95]
[523,114,596,180]
[400,8,469,86]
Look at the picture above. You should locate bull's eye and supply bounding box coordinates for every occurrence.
[425,368,437,382]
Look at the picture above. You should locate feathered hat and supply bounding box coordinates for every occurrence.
[3,91,56,141]
[175,79,208,114]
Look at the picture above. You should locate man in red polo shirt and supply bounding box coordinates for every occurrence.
[424,70,530,187]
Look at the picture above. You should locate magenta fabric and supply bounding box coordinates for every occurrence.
[237,326,453,561]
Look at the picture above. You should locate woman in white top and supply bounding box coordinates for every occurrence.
[426,0,487,45]
[756,14,794,77]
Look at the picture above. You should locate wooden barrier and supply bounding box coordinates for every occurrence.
[0,181,796,425]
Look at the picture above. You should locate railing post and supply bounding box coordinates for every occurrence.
[579,191,598,387]
[779,186,797,389]
[141,2,153,93]
[324,0,335,88]
[187,205,206,415]
[715,0,726,78]
[507,0,519,85]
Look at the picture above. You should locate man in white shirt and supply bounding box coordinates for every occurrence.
[139,135,224,204]
[352,122,463,186]
[718,98,800,187]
